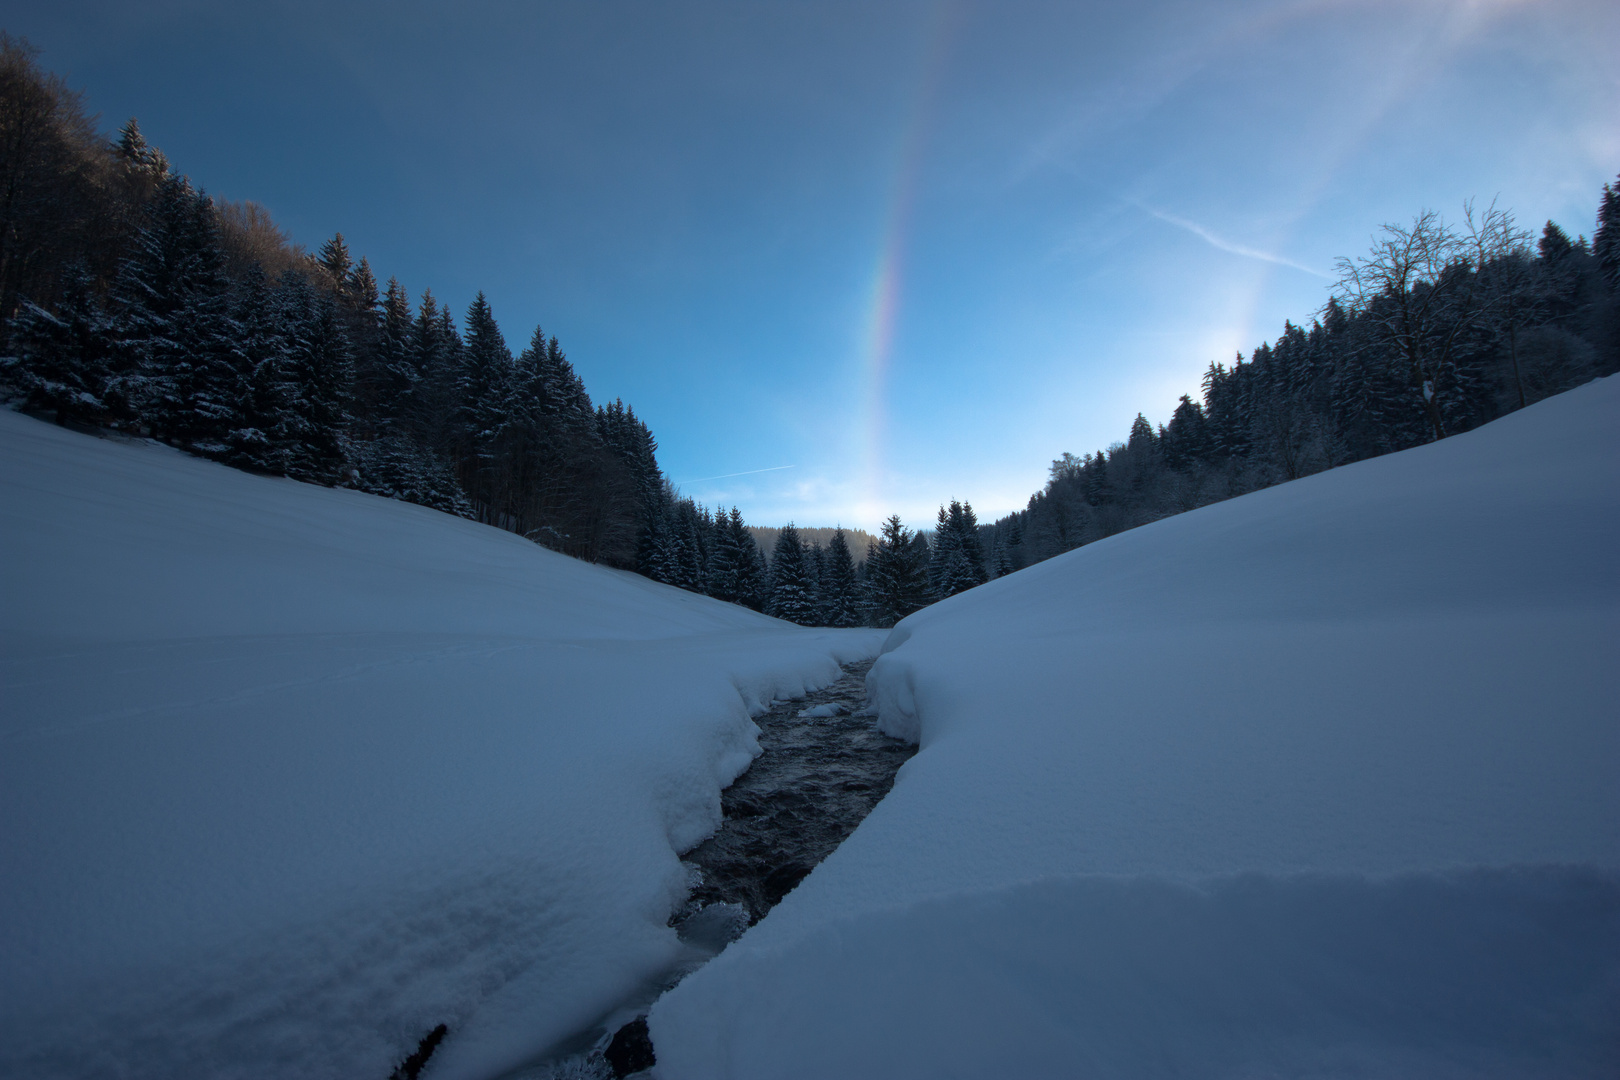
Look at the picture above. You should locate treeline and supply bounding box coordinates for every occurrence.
[0,35,677,567]
[0,37,938,622]
[748,525,877,565]
[9,38,1615,627]
[974,182,1620,572]
[631,503,985,629]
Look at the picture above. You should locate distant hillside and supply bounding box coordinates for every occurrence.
[749,526,876,564]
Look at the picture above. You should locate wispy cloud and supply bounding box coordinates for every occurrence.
[1133,201,1329,278]
[677,465,796,485]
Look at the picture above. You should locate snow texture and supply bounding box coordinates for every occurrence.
[0,409,882,1080]
[650,377,1620,1078]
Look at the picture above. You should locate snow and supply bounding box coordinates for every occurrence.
[0,409,883,1080]
[650,377,1620,1078]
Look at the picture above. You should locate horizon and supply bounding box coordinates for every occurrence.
[7,0,1615,530]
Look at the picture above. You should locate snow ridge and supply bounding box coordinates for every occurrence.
[650,377,1620,1078]
[0,408,883,1079]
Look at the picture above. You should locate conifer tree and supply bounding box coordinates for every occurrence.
[272,273,352,482]
[1128,413,1155,452]
[768,524,818,624]
[680,505,712,592]
[338,256,382,416]
[316,233,352,295]
[115,117,169,188]
[821,528,861,627]
[805,540,825,622]
[928,503,960,596]
[451,292,513,507]
[745,542,771,611]
[226,262,290,471]
[1594,175,1620,291]
[4,262,113,425]
[597,398,662,519]
[863,515,933,628]
[368,276,415,430]
[992,536,1013,578]
[953,501,987,591]
[403,289,457,446]
[103,175,241,446]
[706,506,764,606]
[347,257,378,313]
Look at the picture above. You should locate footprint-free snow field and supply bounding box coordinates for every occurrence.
[652,378,1620,1079]
[0,409,881,1079]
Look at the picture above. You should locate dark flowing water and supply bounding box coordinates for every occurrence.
[453,656,916,1080]
[675,657,913,927]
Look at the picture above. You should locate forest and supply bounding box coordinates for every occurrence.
[982,188,1620,572]
[3,34,1617,631]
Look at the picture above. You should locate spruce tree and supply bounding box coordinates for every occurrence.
[1594,175,1620,291]
[706,506,766,606]
[5,262,113,425]
[952,501,987,592]
[768,524,818,625]
[992,536,1013,578]
[316,233,353,295]
[452,292,513,505]
[115,117,169,185]
[805,540,826,623]
[103,175,241,446]
[263,271,352,483]
[821,528,861,627]
[862,515,933,628]
[168,190,242,452]
[369,276,416,430]
[928,503,961,596]
[404,289,457,446]
[347,257,378,313]
[226,263,290,471]
[1128,413,1155,453]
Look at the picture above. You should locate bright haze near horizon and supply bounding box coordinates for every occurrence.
[6,0,1614,531]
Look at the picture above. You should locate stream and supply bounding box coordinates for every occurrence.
[393,657,915,1080]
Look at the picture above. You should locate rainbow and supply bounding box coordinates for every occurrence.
[858,3,959,524]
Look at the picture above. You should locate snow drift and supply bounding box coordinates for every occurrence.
[650,377,1620,1078]
[0,409,882,1079]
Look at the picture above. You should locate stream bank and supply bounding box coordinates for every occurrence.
[488,656,915,1080]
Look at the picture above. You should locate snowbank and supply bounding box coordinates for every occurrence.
[650,378,1620,1078]
[0,410,882,1080]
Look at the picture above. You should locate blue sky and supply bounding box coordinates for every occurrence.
[6,0,1616,529]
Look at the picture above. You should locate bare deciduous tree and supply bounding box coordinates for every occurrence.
[1333,210,1464,441]
[1332,201,1529,440]
[0,34,121,344]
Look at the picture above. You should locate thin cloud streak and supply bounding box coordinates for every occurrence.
[1134,201,1330,278]
[677,464,796,485]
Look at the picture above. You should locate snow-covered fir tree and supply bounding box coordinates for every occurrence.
[862,515,933,628]
[928,500,988,599]
[768,524,819,625]
[820,528,862,627]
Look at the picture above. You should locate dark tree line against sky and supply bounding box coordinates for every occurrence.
[0,33,662,567]
[0,35,926,625]
[982,182,1620,573]
[3,35,1617,628]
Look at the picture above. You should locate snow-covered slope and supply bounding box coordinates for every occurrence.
[651,378,1620,1078]
[0,410,882,1080]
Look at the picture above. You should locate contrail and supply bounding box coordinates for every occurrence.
[1134,201,1329,278]
[678,465,796,485]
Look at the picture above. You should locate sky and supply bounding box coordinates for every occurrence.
[4,0,1616,530]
